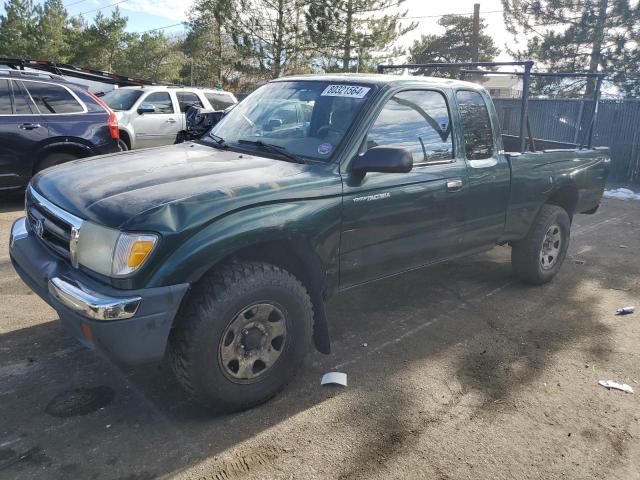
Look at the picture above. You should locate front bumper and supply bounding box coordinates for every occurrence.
[9,217,189,365]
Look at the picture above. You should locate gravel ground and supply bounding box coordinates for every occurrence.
[0,195,639,480]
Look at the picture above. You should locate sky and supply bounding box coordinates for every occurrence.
[2,0,517,61]
[399,0,515,61]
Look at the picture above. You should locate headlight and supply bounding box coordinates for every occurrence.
[76,221,158,277]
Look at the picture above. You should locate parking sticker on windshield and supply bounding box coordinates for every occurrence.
[321,85,371,98]
[318,143,333,155]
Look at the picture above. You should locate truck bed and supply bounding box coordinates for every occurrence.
[500,134,610,242]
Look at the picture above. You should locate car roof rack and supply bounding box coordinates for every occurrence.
[0,68,63,80]
[0,58,183,87]
[377,61,605,152]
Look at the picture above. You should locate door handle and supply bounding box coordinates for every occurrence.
[19,123,41,130]
[446,178,463,192]
[166,118,177,124]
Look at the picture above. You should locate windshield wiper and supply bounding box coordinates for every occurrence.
[208,133,228,149]
[237,140,306,164]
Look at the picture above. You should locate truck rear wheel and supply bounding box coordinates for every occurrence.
[511,204,571,285]
[169,261,313,411]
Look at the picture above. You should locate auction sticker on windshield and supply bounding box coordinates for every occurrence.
[318,143,333,155]
[321,85,371,98]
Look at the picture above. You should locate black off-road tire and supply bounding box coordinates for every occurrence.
[511,204,571,285]
[35,152,78,173]
[169,261,313,411]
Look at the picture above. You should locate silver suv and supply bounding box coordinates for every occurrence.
[100,86,237,150]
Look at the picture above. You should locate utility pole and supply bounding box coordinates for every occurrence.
[471,3,480,63]
[585,0,608,96]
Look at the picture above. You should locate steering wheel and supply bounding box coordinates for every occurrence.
[317,125,343,138]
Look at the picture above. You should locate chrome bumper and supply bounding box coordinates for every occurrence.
[48,277,141,321]
[9,216,28,248]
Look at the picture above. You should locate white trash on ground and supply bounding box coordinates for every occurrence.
[598,380,634,394]
[603,188,640,201]
[616,306,635,315]
[321,372,347,387]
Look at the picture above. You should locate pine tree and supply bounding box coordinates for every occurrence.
[0,0,39,58]
[69,8,135,71]
[120,32,184,83]
[184,0,236,86]
[306,0,416,72]
[502,0,640,96]
[35,0,70,61]
[408,15,500,77]
[231,0,309,79]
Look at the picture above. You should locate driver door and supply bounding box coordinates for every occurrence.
[133,91,180,148]
[340,89,469,288]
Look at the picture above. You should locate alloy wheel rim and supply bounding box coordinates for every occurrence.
[540,224,562,270]
[218,303,287,382]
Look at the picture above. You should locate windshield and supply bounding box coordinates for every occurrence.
[101,89,143,111]
[208,81,374,161]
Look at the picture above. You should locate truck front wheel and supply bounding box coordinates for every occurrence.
[169,261,313,411]
[511,204,571,285]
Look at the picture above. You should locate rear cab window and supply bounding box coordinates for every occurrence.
[23,81,85,114]
[367,89,453,164]
[456,90,494,160]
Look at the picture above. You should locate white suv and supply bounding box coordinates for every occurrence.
[100,86,237,150]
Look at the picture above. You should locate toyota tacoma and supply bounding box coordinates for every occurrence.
[10,74,609,410]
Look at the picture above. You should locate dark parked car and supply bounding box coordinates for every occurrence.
[0,69,120,191]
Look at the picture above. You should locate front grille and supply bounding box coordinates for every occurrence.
[26,187,82,263]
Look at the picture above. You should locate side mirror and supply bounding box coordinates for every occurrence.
[351,146,413,174]
[137,103,156,114]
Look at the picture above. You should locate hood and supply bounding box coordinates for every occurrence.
[32,143,329,230]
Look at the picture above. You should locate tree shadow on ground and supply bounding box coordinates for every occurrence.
[0,239,635,479]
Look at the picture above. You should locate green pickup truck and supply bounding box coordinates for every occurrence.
[9,74,609,410]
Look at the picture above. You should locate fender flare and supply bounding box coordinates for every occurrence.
[33,141,95,174]
[144,201,343,354]
[35,141,94,158]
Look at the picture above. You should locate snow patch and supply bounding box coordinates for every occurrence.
[603,188,640,201]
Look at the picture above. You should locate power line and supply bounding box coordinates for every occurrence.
[64,0,91,7]
[402,9,503,20]
[72,0,127,18]
[138,22,185,35]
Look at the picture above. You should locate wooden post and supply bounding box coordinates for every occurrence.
[471,4,480,63]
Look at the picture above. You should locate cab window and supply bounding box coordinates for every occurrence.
[366,90,453,164]
[143,92,174,114]
[456,90,494,160]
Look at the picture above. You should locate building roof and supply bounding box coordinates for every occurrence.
[481,75,523,90]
